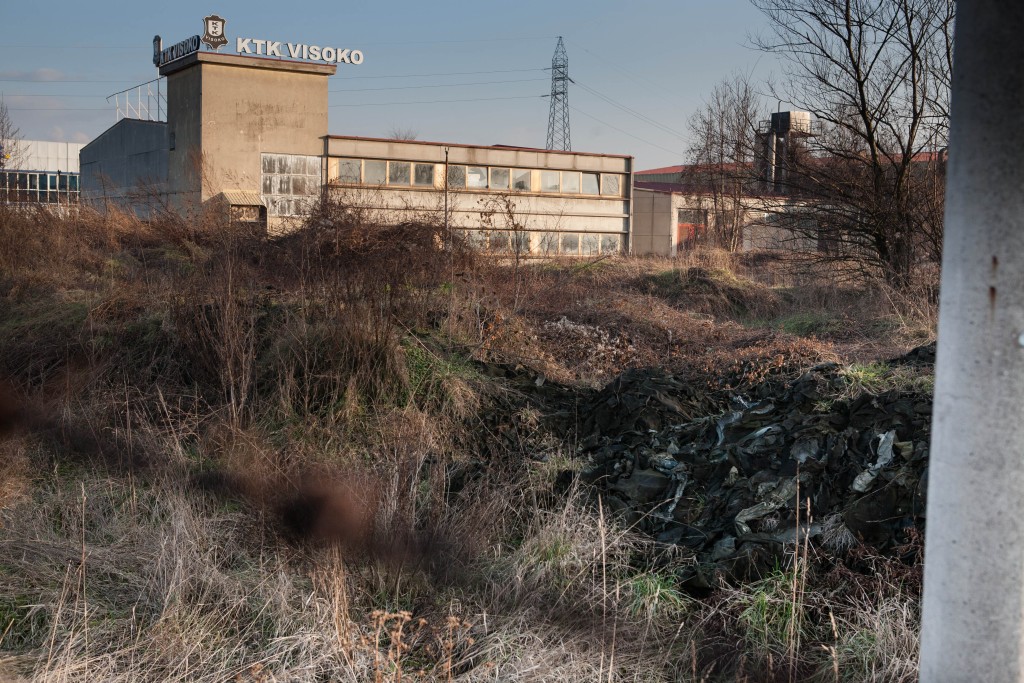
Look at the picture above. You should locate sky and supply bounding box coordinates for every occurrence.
[0,0,777,171]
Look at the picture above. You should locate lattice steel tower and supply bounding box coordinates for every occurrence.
[546,37,571,151]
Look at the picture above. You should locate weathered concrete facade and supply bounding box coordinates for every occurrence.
[160,52,334,231]
[325,137,633,256]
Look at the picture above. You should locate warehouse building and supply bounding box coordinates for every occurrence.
[0,139,84,206]
[80,25,633,255]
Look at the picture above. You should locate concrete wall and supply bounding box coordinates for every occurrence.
[634,188,822,256]
[161,52,334,229]
[632,188,675,256]
[165,62,203,211]
[79,119,168,205]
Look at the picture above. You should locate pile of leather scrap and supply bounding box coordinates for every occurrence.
[580,350,933,590]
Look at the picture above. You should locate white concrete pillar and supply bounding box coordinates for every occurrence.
[920,3,1024,681]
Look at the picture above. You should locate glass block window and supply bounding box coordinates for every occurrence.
[561,233,580,255]
[489,232,510,253]
[489,168,510,190]
[511,230,530,254]
[364,160,387,185]
[581,172,600,195]
[388,161,411,185]
[261,153,320,217]
[600,234,621,254]
[512,169,532,191]
[581,234,600,256]
[601,174,621,196]
[414,163,435,186]
[467,167,487,189]
[538,232,559,254]
[561,171,580,194]
[333,158,360,184]
[447,165,466,188]
[540,171,560,192]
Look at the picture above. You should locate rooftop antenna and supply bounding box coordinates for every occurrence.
[545,37,571,151]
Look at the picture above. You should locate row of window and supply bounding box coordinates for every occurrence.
[461,230,622,256]
[0,171,80,204]
[329,158,624,197]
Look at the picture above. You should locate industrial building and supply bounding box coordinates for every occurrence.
[632,111,819,257]
[80,32,633,256]
[0,140,84,206]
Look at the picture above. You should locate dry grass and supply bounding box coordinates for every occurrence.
[0,201,931,681]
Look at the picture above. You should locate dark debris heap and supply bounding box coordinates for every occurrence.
[578,349,933,590]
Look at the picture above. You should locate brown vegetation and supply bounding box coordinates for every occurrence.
[0,200,934,681]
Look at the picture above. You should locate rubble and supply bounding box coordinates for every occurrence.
[578,350,933,590]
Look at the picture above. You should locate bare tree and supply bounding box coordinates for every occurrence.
[0,100,22,172]
[687,73,765,251]
[388,126,419,141]
[750,0,954,286]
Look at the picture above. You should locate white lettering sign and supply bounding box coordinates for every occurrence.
[235,36,363,65]
[154,34,201,67]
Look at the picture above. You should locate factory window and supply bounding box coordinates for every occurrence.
[540,170,559,192]
[334,158,360,184]
[467,166,487,189]
[513,169,531,191]
[600,234,621,254]
[581,172,600,195]
[561,171,579,194]
[261,153,321,216]
[446,165,466,188]
[581,234,599,256]
[511,230,530,254]
[489,168,510,190]
[364,160,387,185]
[489,232,510,253]
[601,174,621,196]
[388,161,410,185]
[561,233,579,255]
[465,230,489,249]
[413,163,435,186]
[538,232,559,254]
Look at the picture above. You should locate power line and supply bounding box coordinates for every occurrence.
[330,77,546,93]
[569,105,680,156]
[0,69,549,85]
[0,78,154,83]
[572,78,688,142]
[6,107,108,111]
[330,94,544,108]
[0,94,106,99]
[564,37,693,111]
[0,36,555,50]
[342,67,547,80]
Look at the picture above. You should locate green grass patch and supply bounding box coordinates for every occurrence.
[776,310,844,337]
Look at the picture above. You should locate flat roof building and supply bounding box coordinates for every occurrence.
[1,139,84,206]
[81,31,633,254]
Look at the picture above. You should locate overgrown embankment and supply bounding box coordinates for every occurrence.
[0,202,935,682]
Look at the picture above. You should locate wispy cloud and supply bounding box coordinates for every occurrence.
[0,68,67,82]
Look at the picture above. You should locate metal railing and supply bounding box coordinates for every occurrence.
[106,77,166,123]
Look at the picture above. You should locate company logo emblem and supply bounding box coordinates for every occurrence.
[202,15,228,51]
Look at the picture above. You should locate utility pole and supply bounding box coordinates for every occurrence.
[545,37,571,151]
[919,3,1024,681]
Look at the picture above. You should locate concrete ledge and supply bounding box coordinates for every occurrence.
[160,51,337,77]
